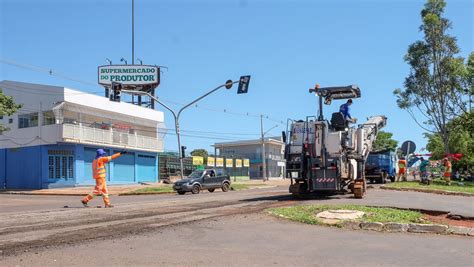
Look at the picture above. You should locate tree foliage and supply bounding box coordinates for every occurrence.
[393,0,472,153]
[0,89,21,133]
[372,131,398,152]
[190,149,209,165]
[425,111,473,172]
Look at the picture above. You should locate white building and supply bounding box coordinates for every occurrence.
[0,80,165,189]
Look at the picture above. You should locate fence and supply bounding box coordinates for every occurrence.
[158,152,250,180]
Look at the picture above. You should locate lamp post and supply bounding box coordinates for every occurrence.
[122,77,250,178]
[260,115,278,181]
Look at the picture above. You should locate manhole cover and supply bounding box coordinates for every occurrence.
[316,210,365,220]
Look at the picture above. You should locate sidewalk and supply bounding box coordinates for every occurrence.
[0,179,291,196]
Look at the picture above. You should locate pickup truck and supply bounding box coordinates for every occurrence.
[172,169,231,195]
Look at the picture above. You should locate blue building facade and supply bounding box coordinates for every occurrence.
[0,80,165,189]
[0,144,158,189]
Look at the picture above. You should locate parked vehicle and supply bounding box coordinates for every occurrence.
[173,169,231,195]
[365,150,397,183]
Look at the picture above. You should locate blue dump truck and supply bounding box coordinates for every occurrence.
[365,150,397,184]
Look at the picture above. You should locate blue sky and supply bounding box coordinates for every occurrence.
[1,0,473,154]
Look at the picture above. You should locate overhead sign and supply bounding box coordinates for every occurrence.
[237,75,251,94]
[192,156,204,166]
[98,65,160,87]
[216,158,224,167]
[243,159,250,167]
[226,159,233,168]
[207,157,215,167]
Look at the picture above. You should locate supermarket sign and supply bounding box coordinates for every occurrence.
[98,65,160,87]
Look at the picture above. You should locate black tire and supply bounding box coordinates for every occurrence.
[191,184,200,194]
[177,191,186,195]
[390,176,395,183]
[208,188,215,193]
[221,182,230,192]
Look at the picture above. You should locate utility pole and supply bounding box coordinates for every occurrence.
[261,115,266,181]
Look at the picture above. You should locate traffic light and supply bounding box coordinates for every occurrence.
[237,75,251,94]
[181,146,187,159]
[111,82,122,102]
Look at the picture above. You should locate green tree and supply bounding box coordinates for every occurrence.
[372,131,398,152]
[393,0,472,154]
[190,149,209,165]
[0,89,21,133]
[425,111,473,172]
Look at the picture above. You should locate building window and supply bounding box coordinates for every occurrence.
[43,111,56,126]
[9,118,13,124]
[18,113,38,128]
[48,150,74,180]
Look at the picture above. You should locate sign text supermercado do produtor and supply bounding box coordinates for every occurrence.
[98,65,159,86]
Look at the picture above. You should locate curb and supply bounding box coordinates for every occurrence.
[380,186,474,197]
[341,221,473,236]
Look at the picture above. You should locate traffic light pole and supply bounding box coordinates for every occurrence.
[122,80,240,178]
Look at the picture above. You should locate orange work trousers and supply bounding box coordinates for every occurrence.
[82,178,110,206]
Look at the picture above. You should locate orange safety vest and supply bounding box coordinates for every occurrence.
[398,159,407,170]
[93,153,121,179]
[444,161,452,173]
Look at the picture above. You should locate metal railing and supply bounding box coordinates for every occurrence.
[62,124,163,151]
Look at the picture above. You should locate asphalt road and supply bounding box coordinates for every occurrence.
[2,213,473,267]
[1,186,473,216]
[1,186,473,266]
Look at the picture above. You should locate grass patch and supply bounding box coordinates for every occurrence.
[267,204,426,226]
[230,183,267,191]
[385,180,474,195]
[123,185,174,195]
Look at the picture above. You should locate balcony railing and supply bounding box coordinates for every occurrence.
[62,124,163,152]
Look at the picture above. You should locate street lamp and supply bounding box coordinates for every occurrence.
[122,76,250,178]
[260,115,279,182]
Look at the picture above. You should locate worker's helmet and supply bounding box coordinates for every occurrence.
[96,149,107,158]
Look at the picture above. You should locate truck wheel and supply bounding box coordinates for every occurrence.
[191,184,200,194]
[208,188,215,193]
[177,191,186,195]
[390,176,395,183]
[221,182,230,192]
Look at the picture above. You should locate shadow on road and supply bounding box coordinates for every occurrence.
[240,193,346,202]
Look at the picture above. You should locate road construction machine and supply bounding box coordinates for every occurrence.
[283,84,387,198]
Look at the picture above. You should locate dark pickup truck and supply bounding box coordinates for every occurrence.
[173,169,231,195]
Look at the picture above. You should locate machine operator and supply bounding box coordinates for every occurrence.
[339,99,357,123]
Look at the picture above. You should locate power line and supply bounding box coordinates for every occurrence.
[1,58,287,124]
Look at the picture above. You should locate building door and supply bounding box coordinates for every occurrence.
[113,151,135,182]
[83,148,109,184]
[136,155,157,183]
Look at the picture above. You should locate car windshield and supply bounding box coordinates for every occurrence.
[188,171,203,178]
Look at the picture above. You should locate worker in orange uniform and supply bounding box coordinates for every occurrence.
[443,157,452,185]
[396,157,407,182]
[81,149,126,208]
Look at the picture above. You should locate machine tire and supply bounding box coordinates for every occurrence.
[221,182,230,192]
[191,184,200,194]
[379,172,387,184]
[177,191,186,195]
[390,176,395,183]
[353,179,366,199]
[208,188,215,193]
